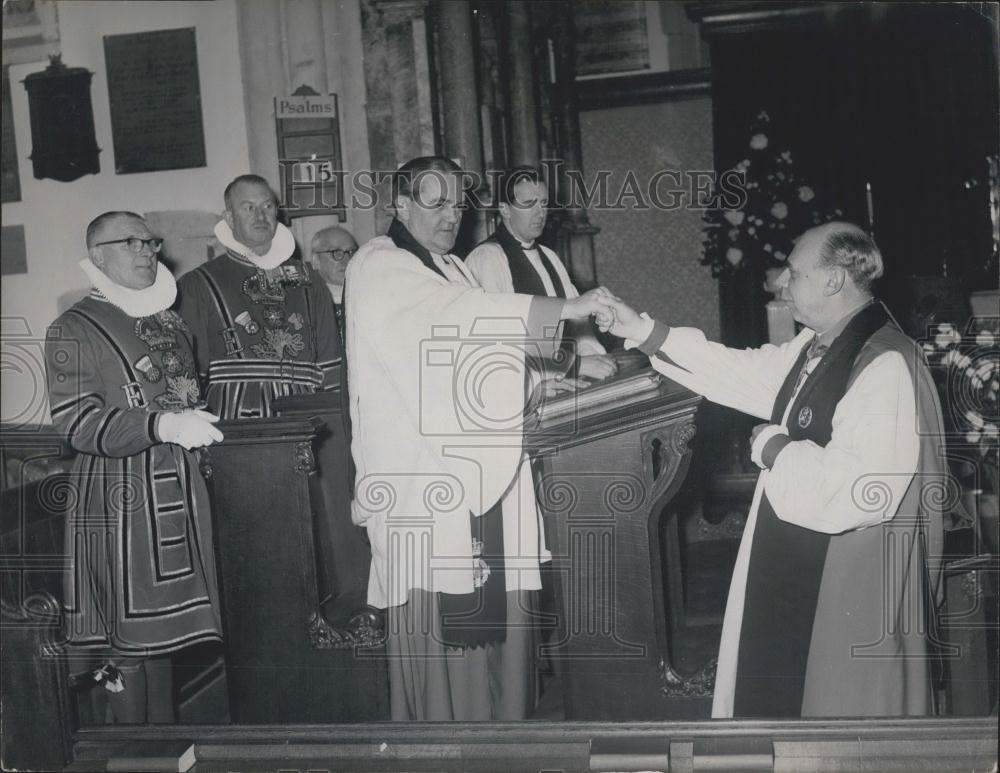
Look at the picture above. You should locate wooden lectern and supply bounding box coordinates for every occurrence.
[203,415,388,723]
[527,355,710,720]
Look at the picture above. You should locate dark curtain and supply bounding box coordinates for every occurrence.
[708,2,999,346]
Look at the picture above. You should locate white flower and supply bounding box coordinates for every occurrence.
[771,202,788,220]
[748,226,756,235]
[942,349,960,366]
[984,423,999,440]
[975,330,995,348]
[724,210,745,226]
[966,429,983,444]
[773,251,786,261]
[935,324,960,348]
[763,243,773,252]
[781,151,792,161]
[726,247,743,266]
[966,410,985,429]
[798,186,815,202]
[956,353,972,369]
[750,133,769,150]
[976,360,994,380]
[922,342,935,355]
[737,159,750,171]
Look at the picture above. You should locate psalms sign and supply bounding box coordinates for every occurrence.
[104,28,206,174]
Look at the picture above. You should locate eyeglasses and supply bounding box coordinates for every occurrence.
[95,237,164,253]
[314,248,356,261]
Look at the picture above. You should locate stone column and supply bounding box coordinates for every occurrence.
[234,0,286,194]
[437,1,482,173]
[436,0,488,247]
[281,0,340,251]
[507,1,540,167]
[283,0,329,92]
[550,2,599,288]
[361,0,433,234]
[234,0,370,247]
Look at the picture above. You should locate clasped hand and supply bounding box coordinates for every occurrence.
[564,287,650,342]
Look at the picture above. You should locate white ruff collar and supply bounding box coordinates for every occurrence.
[214,220,295,270]
[79,259,177,318]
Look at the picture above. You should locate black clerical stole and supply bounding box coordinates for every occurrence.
[387,218,448,280]
[733,302,888,718]
[491,223,570,298]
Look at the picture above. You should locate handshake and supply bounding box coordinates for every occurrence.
[561,286,653,343]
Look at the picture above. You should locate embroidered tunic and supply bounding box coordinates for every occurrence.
[45,294,223,655]
[177,251,343,419]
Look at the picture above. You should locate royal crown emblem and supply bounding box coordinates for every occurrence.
[134,316,178,351]
[243,272,287,305]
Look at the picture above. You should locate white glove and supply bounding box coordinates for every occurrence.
[156,409,223,450]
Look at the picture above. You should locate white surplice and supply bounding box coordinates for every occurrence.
[632,325,921,717]
[346,236,554,610]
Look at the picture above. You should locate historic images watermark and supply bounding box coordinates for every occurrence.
[276,159,748,214]
[353,468,650,658]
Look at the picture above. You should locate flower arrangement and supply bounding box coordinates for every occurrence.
[925,319,1000,497]
[702,110,843,277]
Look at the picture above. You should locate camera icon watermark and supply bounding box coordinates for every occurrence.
[419,316,579,440]
[1,316,63,430]
[916,318,999,445]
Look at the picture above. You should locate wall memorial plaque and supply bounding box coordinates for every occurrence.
[103,27,205,174]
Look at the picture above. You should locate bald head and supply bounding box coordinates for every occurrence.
[778,221,883,331]
[310,226,358,289]
[86,211,144,250]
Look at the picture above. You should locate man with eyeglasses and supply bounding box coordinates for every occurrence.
[309,225,358,337]
[44,211,224,723]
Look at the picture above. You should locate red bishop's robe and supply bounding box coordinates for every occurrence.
[45,294,223,655]
[177,252,342,419]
